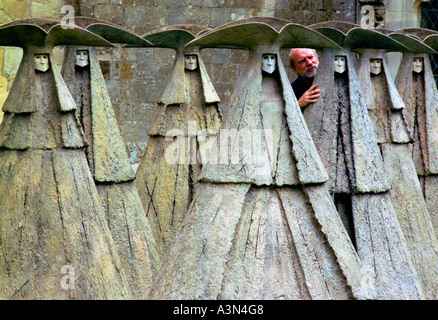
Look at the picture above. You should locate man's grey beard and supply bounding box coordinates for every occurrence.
[303,64,317,78]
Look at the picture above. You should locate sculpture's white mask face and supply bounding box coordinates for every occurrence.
[34,54,50,72]
[76,50,89,67]
[184,54,198,70]
[262,54,276,74]
[413,57,424,73]
[334,55,346,74]
[370,59,382,75]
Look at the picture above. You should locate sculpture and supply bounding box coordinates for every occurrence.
[135,25,222,261]
[393,28,438,241]
[304,22,436,299]
[0,18,131,299]
[304,21,430,299]
[149,17,368,300]
[0,75,7,122]
[61,18,160,298]
[358,28,438,300]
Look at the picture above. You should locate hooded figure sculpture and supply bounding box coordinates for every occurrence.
[149,17,369,300]
[135,25,222,261]
[307,23,437,299]
[0,18,132,299]
[394,28,438,241]
[314,22,437,299]
[305,22,435,300]
[61,18,160,299]
[358,30,438,300]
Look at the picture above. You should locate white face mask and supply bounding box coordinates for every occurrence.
[369,59,382,75]
[76,50,89,67]
[34,54,50,72]
[262,54,276,74]
[334,56,346,74]
[184,55,198,70]
[413,57,423,73]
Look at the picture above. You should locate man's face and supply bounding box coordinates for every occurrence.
[291,49,319,78]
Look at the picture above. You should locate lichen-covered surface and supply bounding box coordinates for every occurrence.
[0,149,131,299]
[62,46,160,298]
[149,19,367,300]
[302,48,425,299]
[396,52,438,239]
[150,183,361,300]
[357,49,438,299]
[0,41,131,298]
[97,182,159,299]
[135,25,222,262]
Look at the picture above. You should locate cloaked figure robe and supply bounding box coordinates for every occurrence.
[395,53,438,239]
[356,49,437,299]
[149,48,368,300]
[0,46,131,299]
[61,46,160,299]
[303,48,428,299]
[135,48,222,261]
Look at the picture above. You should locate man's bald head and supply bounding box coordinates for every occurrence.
[289,48,319,79]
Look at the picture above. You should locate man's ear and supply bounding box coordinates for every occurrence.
[290,65,298,74]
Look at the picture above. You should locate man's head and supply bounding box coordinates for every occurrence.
[289,48,319,79]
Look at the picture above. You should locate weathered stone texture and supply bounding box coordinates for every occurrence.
[44,0,357,166]
[0,1,365,164]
